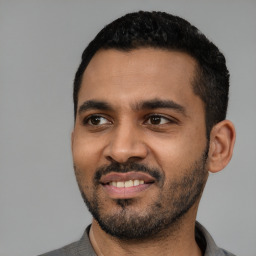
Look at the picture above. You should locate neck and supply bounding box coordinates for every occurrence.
[89,207,202,256]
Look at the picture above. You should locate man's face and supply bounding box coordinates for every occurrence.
[72,48,209,239]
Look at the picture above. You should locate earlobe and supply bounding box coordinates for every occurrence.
[207,120,236,173]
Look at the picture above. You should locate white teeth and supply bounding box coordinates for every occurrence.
[109,180,145,187]
[134,180,140,186]
[125,180,133,188]
[117,181,124,188]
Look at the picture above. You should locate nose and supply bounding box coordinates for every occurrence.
[103,123,148,163]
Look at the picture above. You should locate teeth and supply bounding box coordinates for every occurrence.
[125,180,133,188]
[117,181,124,188]
[109,180,145,187]
[134,180,140,186]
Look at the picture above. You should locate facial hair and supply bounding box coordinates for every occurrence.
[74,149,209,240]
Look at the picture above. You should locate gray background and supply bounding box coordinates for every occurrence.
[0,1,255,255]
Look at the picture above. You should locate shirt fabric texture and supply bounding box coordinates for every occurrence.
[39,222,236,256]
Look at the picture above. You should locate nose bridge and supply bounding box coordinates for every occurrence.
[104,120,147,163]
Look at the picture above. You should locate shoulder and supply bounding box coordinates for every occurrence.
[38,240,80,256]
[38,226,96,256]
[220,249,236,256]
[195,221,237,256]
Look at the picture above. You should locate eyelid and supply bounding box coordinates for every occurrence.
[82,114,112,125]
[144,113,178,124]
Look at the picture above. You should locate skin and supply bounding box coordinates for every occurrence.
[71,48,236,256]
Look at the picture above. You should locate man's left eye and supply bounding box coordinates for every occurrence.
[145,115,170,125]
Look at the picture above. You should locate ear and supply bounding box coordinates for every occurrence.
[207,120,236,173]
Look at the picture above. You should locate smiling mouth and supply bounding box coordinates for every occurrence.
[99,172,155,199]
[100,172,155,186]
[108,180,145,188]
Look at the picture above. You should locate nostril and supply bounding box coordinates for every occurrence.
[105,155,145,164]
[103,136,148,163]
[105,156,114,162]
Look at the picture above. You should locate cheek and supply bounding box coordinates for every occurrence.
[72,134,103,180]
[148,126,207,175]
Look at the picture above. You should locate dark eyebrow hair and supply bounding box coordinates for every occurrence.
[78,99,186,116]
[78,100,113,114]
[134,99,186,115]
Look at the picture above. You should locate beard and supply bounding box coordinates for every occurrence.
[74,148,209,240]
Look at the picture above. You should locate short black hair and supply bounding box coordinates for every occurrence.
[73,11,230,136]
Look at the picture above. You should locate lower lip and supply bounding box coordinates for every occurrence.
[102,183,152,199]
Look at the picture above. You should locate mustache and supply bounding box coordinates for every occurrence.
[94,162,164,184]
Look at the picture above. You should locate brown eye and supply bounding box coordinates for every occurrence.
[149,116,161,125]
[90,116,101,125]
[85,115,111,126]
[146,115,170,125]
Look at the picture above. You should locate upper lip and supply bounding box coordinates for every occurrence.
[100,172,156,184]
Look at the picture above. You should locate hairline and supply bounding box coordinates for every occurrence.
[74,46,205,115]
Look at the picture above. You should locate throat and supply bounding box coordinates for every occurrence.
[89,226,105,256]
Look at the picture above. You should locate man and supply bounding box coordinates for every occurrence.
[41,11,236,256]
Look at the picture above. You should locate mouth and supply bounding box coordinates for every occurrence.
[108,179,145,187]
[99,172,155,199]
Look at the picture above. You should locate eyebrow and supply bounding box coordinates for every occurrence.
[135,99,186,116]
[78,100,113,114]
[78,99,186,116]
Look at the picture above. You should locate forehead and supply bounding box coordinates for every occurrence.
[78,48,200,110]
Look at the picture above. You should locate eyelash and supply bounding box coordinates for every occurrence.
[83,115,112,126]
[83,113,177,127]
[144,114,175,125]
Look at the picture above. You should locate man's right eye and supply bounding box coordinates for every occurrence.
[83,115,111,126]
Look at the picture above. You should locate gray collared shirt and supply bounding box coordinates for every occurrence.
[39,222,236,256]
